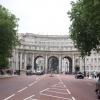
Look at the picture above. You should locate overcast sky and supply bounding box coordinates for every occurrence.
[0,0,76,35]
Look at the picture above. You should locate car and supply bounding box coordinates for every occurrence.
[75,72,84,79]
[26,70,34,75]
[35,70,44,75]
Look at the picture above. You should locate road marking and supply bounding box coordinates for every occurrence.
[57,75,71,94]
[50,87,66,91]
[46,90,69,94]
[28,76,44,87]
[36,77,40,80]
[17,87,27,93]
[4,94,15,100]
[63,84,66,88]
[57,75,76,100]
[40,88,49,93]
[52,85,65,88]
[28,80,38,87]
[87,83,93,86]
[24,95,35,100]
[72,97,76,100]
[52,83,60,87]
[40,92,72,100]
[67,89,71,94]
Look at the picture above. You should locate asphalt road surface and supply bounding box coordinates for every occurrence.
[0,74,97,100]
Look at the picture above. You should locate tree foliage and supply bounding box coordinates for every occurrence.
[0,5,19,68]
[68,0,100,57]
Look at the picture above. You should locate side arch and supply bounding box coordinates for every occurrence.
[62,56,72,74]
[34,56,45,72]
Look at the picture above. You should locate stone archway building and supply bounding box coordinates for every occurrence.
[10,33,100,74]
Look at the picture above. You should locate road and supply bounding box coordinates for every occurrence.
[0,74,97,100]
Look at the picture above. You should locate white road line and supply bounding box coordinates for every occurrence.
[24,95,35,100]
[28,81,38,87]
[57,75,71,94]
[63,85,66,88]
[4,94,15,100]
[52,85,65,88]
[67,89,71,94]
[36,77,40,80]
[28,83,34,87]
[40,92,72,100]
[57,75,76,100]
[46,90,69,94]
[50,87,66,91]
[28,76,44,87]
[58,82,62,84]
[87,83,93,86]
[40,88,49,93]
[72,97,76,100]
[52,83,60,87]
[17,87,27,93]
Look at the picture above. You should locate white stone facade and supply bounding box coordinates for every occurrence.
[9,33,100,74]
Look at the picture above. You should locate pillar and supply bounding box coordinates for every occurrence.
[24,53,27,71]
[45,54,48,73]
[16,52,18,70]
[72,54,75,73]
[32,53,34,72]
[20,52,22,71]
[97,54,99,72]
[59,55,62,74]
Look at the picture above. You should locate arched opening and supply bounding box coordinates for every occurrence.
[34,56,45,72]
[75,65,80,74]
[26,64,32,70]
[62,56,72,74]
[48,56,59,73]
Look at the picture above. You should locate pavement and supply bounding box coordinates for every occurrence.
[0,74,18,79]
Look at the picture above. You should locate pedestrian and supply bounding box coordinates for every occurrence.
[95,73,100,99]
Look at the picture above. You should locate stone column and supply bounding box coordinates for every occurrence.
[20,53,22,71]
[24,53,27,71]
[72,54,75,73]
[97,54,99,72]
[11,57,14,74]
[79,57,82,72]
[16,52,18,70]
[32,53,34,72]
[14,50,16,70]
[45,54,48,73]
[59,55,62,74]
[93,55,94,71]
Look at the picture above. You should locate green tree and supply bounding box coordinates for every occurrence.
[0,5,19,68]
[68,0,100,57]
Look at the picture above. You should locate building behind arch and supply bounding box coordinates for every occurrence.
[9,33,100,75]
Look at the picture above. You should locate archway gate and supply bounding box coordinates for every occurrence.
[14,50,80,74]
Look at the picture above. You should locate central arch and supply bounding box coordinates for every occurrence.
[47,56,59,73]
